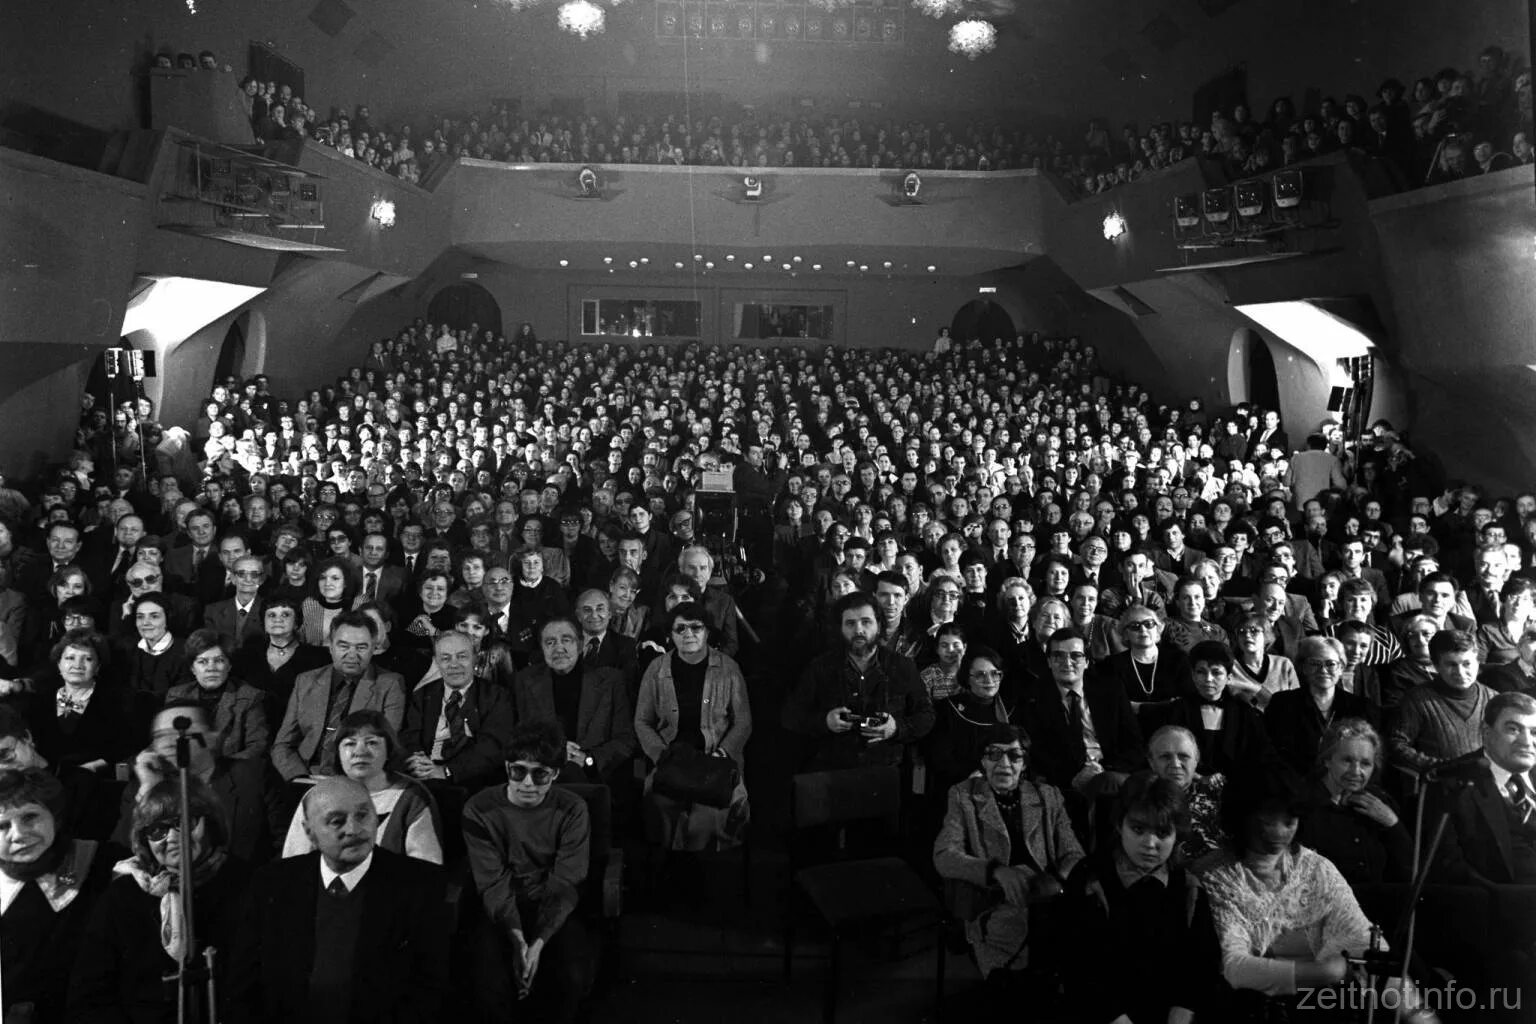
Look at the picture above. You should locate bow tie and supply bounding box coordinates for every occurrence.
[56,689,90,716]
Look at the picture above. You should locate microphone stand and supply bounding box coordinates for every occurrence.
[162,715,217,1024]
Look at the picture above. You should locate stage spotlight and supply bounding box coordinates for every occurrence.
[1102,211,1127,240]
[578,166,599,197]
[1174,194,1201,228]
[743,175,763,200]
[1201,187,1232,224]
[902,172,921,199]
[1234,179,1266,218]
[1273,170,1303,209]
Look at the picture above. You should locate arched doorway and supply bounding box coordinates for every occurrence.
[949,300,1016,347]
[427,283,503,337]
[1228,328,1279,410]
[215,316,247,384]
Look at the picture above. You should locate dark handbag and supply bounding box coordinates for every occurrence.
[652,743,739,809]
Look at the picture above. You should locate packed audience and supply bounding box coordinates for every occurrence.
[1,318,1533,1023]
[1072,40,1532,197]
[230,37,1531,203]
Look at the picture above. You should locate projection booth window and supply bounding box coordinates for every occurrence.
[580,298,700,338]
[733,303,835,340]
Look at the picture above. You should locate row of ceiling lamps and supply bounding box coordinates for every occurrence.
[556,256,939,271]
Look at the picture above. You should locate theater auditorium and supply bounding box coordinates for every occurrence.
[0,0,1533,1020]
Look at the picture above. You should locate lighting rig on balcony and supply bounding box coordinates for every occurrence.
[1172,170,1320,250]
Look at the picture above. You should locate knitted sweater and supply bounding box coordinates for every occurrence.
[1387,680,1492,771]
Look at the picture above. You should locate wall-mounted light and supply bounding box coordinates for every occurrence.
[370,198,396,228]
[902,172,922,199]
[743,176,763,200]
[578,166,599,198]
[1101,211,1127,241]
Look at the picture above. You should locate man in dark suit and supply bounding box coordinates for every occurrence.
[163,508,219,598]
[510,617,636,787]
[17,521,83,600]
[1021,628,1145,804]
[82,508,144,599]
[400,631,516,792]
[227,776,448,1024]
[270,611,406,781]
[202,553,266,651]
[1431,691,1536,1008]
[573,588,639,693]
[354,532,410,618]
[1246,409,1290,460]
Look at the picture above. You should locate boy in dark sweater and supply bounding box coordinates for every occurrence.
[463,719,592,1023]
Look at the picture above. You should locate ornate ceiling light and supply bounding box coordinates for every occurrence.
[911,0,962,19]
[948,19,996,58]
[557,0,606,37]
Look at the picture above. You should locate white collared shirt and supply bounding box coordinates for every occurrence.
[319,850,374,894]
[1487,754,1529,806]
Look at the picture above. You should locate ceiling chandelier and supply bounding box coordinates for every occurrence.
[911,0,962,18]
[947,18,996,59]
[556,0,606,36]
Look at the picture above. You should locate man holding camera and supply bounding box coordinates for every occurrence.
[783,591,934,771]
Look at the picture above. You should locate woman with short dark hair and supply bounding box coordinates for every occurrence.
[163,629,270,761]
[0,768,113,1024]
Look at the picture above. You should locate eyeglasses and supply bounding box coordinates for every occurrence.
[507,764,558,785]
[128,574,162,586]
[672,623,707,635]
[1124,620,1159,630]
[969,669,1005,682]
[982,746,1026,764]
[231,570,264,580]
[1048,651,1087,662]
[142,819,198,842]
[1235,626,1266,636]
[1305,659,1343,673]
[932,591,960,601]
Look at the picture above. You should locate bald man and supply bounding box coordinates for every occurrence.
[573,587,638,691]
[229,776,449,1023]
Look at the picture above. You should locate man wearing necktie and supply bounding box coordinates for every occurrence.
[229,776,449,1022]
[1430,691,1536,1014]
[203,554,266,651]
[1021,629,1144,834]
[401,632,516,793]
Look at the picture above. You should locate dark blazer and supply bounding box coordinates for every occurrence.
[353,564,411,615]
[1432,750,1536,886]
[29,680,135,771]
[232,638,332,728]
[782,646,934,770]
[203,596,267,651]
[1148,693,1276,777]
[1,839,114,1024]
[582,631,639,694]
[510,664,636,779]
[165,546,230,605]
[70,858,253,1024]
[1020,676,1146,791]
[399,679,517,789]
[1262,687,1379,776]
[225,849,449,1024]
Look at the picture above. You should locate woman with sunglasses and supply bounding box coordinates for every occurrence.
[934,722,1083,1001]
[70,777,251,1021]
[0,767,113,1024]
[634,602,751,855]
[463,719,595,1023]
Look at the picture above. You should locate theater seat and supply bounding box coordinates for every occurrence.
[782,765,945,1023]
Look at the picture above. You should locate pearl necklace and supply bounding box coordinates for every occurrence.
[1129,652,1158,697]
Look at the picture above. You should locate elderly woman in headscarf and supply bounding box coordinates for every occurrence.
[69,777,251,1022]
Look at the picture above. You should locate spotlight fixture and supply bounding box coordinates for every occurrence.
[1273,170,1303,209]
[1201,187,1232,224]
[705,261,715,269]
[782,262,791,270]
[639,257,649,264]
[1173,194,1201,229]
[558,259,569,267]
[846,260,856,267]
[902,172,922,199]
[603,256,613,264]
[859,264,869,271]
[743,176,763,200]
[882,260,892,269]
[674,261,684,269]
[726,254,736,261]
[577,166,600,198]
[628,260,638,268]
[1101,211,1127,240]
[792,256,802,263]
[1234,180,1266,218]
[926,264,936,272]
[812,264,822,270]
[369,198,396,228]
[743,262,754,269]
